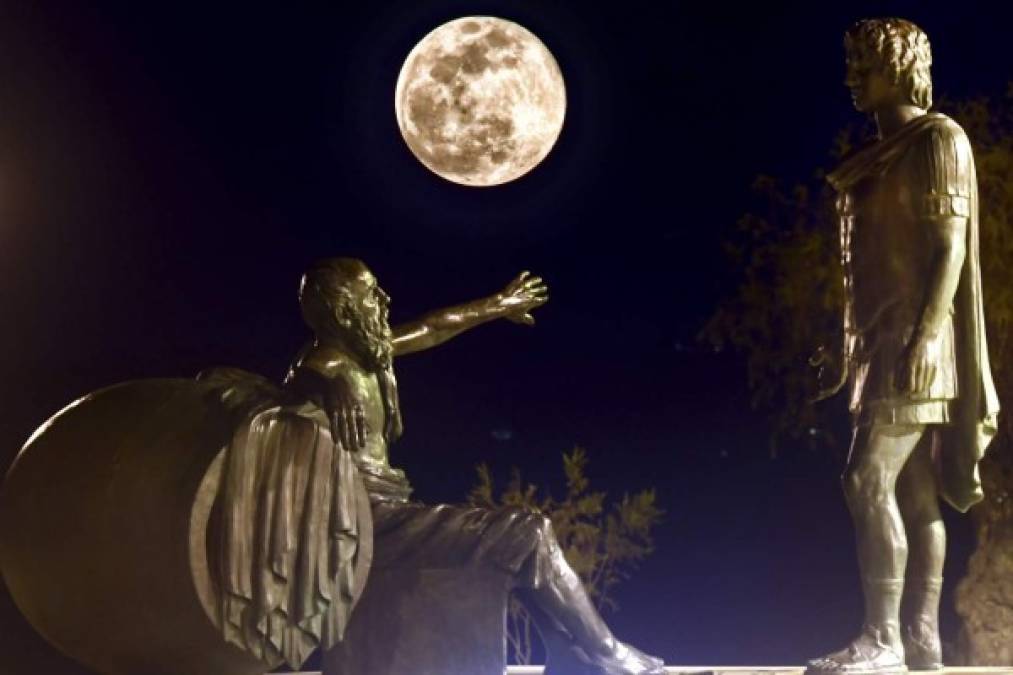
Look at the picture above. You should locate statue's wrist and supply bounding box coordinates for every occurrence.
[488,294,508,317]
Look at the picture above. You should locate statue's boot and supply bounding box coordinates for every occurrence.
[515,539,664,675]
[522,597,665,675]
[901,578,943,672]
[806,578,907,675]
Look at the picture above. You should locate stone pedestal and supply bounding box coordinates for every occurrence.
[323,568,511,675]
[288,667,1013,675]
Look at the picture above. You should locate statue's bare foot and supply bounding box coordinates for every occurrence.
[903,621,942,671]
[806,629,907,674]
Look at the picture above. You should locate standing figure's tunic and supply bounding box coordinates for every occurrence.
[828,112,1001,512]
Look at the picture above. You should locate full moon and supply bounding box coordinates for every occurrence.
[395,16,566,187]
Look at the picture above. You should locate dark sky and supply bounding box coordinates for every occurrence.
[1,0,1011,667]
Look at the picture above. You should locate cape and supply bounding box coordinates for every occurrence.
[0,373,372,675]
[199,367,373,667]
[827,112,1001,512]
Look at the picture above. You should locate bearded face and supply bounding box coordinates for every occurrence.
[300,259,394,371]
[345,284,393,370]
[299,258,404,441]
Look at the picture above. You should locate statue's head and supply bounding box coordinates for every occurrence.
[844,18,932,113]
[299,258,393,369]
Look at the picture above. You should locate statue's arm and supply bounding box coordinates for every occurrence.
[897,122,972,394]
[284,345,367,450]
[896,215,966,396]
[912,215,967,344]
[392,271,548,356]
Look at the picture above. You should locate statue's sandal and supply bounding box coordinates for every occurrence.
[805,641,908,675]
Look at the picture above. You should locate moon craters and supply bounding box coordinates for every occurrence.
[395,17,566,186]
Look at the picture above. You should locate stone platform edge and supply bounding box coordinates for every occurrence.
[283,667,1013,674]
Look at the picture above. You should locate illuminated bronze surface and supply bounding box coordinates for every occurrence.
[806,18,1000,675]
[287,258,663,675]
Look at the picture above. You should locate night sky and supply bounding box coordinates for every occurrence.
[2,0,1012,667]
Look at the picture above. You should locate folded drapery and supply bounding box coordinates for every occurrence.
[199,368,372,668]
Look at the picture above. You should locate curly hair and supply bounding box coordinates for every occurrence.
[298,258,363,336]
[845,18,933,109]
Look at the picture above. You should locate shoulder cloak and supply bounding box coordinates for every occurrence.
[827,112,1001,512]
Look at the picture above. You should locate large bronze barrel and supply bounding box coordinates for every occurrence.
[0,379,308,675]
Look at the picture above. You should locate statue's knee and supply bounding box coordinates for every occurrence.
[499,507,553,539]
[898,494,942,528]
[504,509,558,585]
[525,511,554,539]
[522,511,557,559]
[842,467,892,511]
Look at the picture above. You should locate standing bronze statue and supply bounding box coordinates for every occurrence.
[808,18,1001,675]
[285,258,665,675]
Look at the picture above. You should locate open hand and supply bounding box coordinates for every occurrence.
[496,271,549,326]
[324,375,367,451]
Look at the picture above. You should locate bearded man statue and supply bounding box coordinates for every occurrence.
[282,258,665,675]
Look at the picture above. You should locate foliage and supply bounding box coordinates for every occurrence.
[467,447,663,665]
[698,169,847,454]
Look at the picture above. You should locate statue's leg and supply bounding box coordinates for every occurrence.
[370,501,664,675]
[807,422,926,674]
[512,520,665,675]
[896,430,945,671]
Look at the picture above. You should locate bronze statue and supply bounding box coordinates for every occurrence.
[284,258,665,675]
[2,355,376,673]
[808,18,1001,674]
[0,259,663,675]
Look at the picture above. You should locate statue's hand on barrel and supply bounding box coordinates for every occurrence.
[496,271,549,326]
[324,374,368,451]
[287,365,368,451]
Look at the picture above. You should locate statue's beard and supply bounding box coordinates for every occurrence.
[348,310,393,371]
[346,309,404,442]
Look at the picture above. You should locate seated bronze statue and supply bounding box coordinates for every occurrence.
[279,257,664,675]
[0,257,663,675]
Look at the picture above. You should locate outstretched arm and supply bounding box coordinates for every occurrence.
[392,271,548,356]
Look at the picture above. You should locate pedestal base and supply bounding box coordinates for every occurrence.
[322,567,511,675]
[297,664,1013,668]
